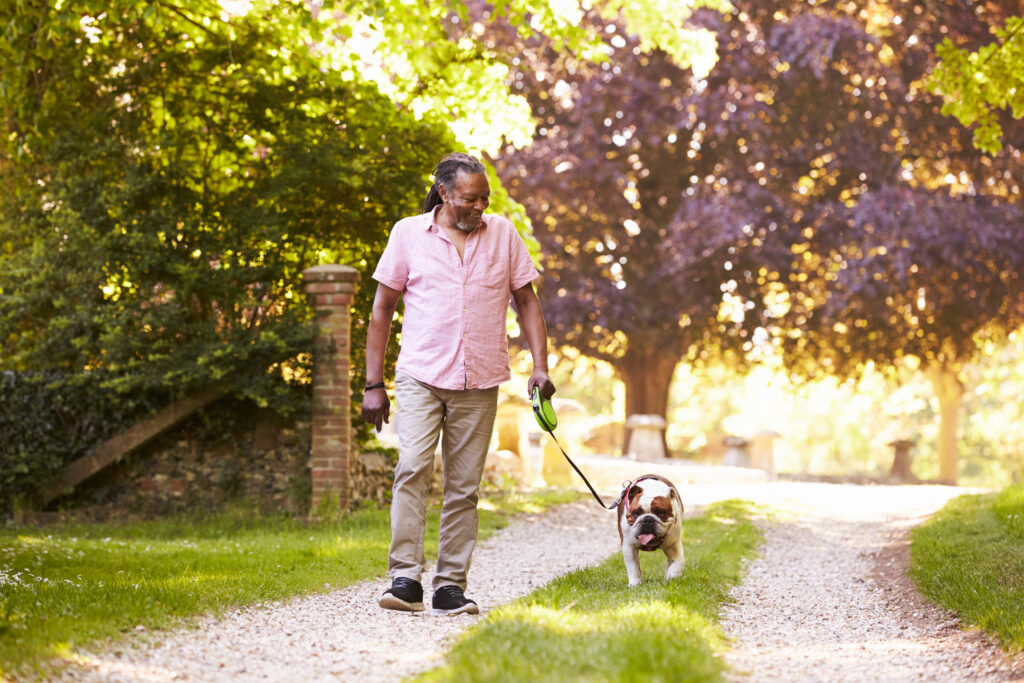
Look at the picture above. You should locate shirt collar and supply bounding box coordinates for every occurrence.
[423,207,439,230]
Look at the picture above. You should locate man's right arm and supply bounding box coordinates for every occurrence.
[362,282,402,432]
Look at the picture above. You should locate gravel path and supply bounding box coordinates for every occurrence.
[716,483,1024,682]
[60,500,619,682]
[58,482,1024,682]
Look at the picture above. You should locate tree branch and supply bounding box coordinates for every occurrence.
[979,16,1024,67]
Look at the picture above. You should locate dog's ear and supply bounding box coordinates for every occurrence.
[628,485,644,506]
[671,486,684,515]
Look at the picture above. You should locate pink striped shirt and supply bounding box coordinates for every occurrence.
[373,209,539,390]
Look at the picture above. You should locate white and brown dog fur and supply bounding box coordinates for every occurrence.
[617,474,685,586]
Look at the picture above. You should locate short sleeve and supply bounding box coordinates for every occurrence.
[508,226,540,291]
[372,222,409,291]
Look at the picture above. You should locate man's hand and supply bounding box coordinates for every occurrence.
[361,387,391,432]
[528,371,555,400]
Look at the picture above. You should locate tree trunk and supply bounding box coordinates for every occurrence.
[617,342,682,454]
[927,364,964,485]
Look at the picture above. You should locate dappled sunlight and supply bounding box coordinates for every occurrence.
[14,535,48,546]
[499,599,716,638]
[56,648,186,682]
[478,498,545,515]
[152,572,240,590]
[310,537,388,558]
[732,637,987,676]
[422,500,757,681]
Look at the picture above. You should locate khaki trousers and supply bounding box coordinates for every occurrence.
[389,372,498,591]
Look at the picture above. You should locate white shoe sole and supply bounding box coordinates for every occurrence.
[431,602,479,616]
[379,593,425,612]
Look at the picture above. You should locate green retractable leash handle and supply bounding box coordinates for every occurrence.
[531,386,626,511]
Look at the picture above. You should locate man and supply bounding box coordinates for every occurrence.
[361,152,555,615]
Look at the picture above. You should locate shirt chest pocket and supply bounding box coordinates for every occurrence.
[408,249,461,290]
[474,258,509,291]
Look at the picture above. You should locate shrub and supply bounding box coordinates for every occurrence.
[0,371,163,513]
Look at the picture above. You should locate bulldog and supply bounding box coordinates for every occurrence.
[617,474,685,586]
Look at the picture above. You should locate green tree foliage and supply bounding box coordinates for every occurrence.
[0,0,452,390]
[331,0,728,156]
[0,0,453,502]
[929,12,1024,153]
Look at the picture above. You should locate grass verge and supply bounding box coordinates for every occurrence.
[0,488,579,680]
[417,499,763,683]
[910,483,1024,652]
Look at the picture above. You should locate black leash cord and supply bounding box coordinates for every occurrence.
[541,425,626,511]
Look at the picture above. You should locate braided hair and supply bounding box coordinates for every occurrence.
[423,152,486,213]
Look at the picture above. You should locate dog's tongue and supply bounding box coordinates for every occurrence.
[638,533,655,546]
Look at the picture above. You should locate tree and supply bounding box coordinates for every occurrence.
[929,13,1024,153]
[763,0,1024,483]
[488,0,1024,480]
[483,2,907,440]
[1,0,732,389]
[780,188,1024,482]
[0,0,458,501]
[0,0,452,395]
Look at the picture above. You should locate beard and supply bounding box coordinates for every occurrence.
[455,216,482,232]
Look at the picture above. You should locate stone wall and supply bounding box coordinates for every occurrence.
[64,408,397,519]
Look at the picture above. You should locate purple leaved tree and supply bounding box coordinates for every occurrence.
[483,0,1024,475]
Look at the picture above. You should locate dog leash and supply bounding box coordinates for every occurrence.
[532,387,632,511]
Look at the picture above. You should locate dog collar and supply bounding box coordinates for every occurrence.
[617,474,657,510]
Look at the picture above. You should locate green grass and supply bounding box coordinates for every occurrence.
[417,499,764,683]
[0,489,579,679]
[911,483,1024,652]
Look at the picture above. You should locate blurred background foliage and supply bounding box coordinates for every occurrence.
[1,0,1023,507]
[495,0,1024,484]
[528,329,1024,489]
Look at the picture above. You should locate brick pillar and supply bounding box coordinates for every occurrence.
[302,264,360,515]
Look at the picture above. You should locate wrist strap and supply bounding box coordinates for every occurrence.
[364,381,385,391]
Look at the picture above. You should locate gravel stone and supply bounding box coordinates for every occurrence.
[57,481,1024,682]
[59,500,619,682]
[717,483,1024,682]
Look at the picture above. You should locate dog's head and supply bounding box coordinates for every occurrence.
[617,475,683,550]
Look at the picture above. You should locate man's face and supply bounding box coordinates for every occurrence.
[440,171,490,232]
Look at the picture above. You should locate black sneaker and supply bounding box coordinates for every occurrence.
[432,585,479,615]
[379,577,425,612]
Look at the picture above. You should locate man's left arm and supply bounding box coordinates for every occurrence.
[511,283,555,399]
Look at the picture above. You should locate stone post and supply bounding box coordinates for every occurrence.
[888,439,917,482]
[302,264,360,514]
[625,414,668,462]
